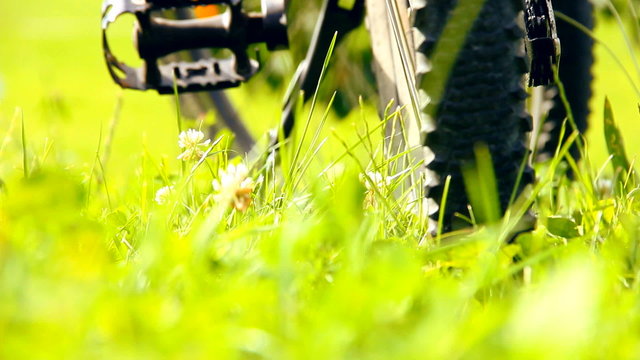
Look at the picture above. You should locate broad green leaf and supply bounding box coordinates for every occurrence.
[547,215,580,239]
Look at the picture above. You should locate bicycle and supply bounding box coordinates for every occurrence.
[100,0,594,231]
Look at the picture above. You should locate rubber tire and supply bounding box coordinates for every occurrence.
[539,0,594,161]
[413,0,534,229]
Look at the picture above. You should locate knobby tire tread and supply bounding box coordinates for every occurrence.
[412,0,533,228]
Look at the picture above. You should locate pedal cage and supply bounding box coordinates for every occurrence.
[101,0,288,93]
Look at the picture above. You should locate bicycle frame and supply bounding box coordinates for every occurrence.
[101,0,559,148]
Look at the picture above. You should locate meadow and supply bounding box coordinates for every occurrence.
[1,0,640,358]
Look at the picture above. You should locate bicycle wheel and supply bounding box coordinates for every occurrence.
[368,0,533,230]
[410,0,533,229]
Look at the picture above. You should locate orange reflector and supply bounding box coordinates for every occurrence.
[195,5,221,18]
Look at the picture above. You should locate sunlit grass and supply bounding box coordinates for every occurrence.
[1,0,640,358]
[2,96,640,358]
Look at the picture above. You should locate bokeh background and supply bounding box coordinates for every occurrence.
[0,0,638,184]
[1,2,640,358]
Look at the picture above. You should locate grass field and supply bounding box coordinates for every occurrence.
[2,0,640,358]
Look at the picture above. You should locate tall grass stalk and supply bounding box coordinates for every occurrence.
[19,108,27,178]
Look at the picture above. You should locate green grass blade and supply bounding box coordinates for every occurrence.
[553,65,585,156]
[436,175,452,244]
[419,0,486,116]
[173,74,185,176]
[288,32,338,182]
[101,93,123,174]
[172,73,183,135]
[20,108,28,179]
[461,143,501,224]
[604,97,635,193]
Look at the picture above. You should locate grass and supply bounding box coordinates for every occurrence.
[1,0,640,358]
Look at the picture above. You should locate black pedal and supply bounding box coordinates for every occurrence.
[101,0,288,93]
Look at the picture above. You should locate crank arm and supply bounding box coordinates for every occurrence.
[276,0,365,142]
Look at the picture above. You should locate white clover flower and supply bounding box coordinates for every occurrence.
[177,129,211,161]
[596,178,613,198]
[154,185,174,205]
[212,163,259,212]
[359,171,392,208]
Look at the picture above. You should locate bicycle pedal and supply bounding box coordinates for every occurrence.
[101,0,288,94]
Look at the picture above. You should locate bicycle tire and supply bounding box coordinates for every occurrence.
[410,0,533,229]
